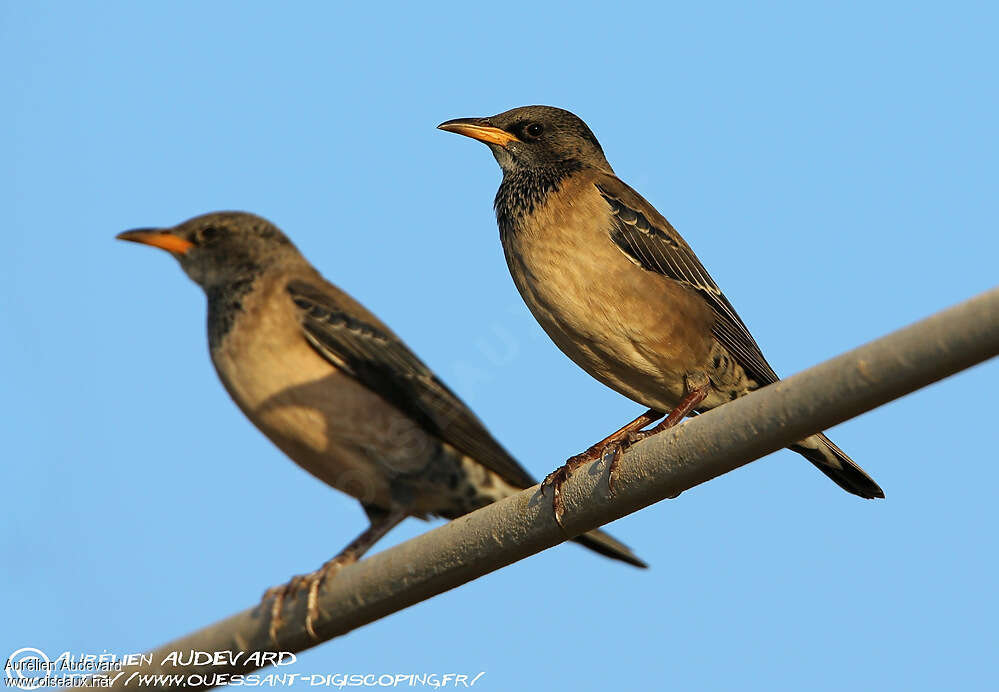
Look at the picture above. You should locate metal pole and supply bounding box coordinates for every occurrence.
[78,286,999,690]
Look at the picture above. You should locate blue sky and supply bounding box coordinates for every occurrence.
[3,1,997,690]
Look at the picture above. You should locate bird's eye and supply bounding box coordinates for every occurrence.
[198,226,220,244]
[525,123,544,138]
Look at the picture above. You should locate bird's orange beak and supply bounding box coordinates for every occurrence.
[116,229,194,255]
[437,118,520,147]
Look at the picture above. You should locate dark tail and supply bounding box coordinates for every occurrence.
[790,432,885,499]
[572,528,648,568]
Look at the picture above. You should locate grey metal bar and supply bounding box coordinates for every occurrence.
[79,286,999,690]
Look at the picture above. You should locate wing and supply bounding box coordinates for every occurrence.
[286,278,537,489]
[595,176,780,386]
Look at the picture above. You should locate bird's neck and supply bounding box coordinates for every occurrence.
[204,270,261,351]
[494,161,584,238]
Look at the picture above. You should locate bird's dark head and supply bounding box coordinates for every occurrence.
[117,211,300,291]
[438,105,611,174]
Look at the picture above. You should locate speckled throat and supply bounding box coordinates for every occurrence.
[494,161,583,238]
[206,268,260,350]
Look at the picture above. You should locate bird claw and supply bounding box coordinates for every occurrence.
[605,432,645,493]
[541,464,572,529]
[540,444,612,527]
[542,419,668,524]
[608,425,674,492]
[606,443,627,493]
[263,557,351,642]
[610,428,687,501]
[263,581,295,644]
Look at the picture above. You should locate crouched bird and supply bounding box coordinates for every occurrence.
[117,211,646,640]
[438,105,884,524]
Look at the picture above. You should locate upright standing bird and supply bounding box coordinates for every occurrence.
[117,212,645,640]
[438,105,884,524]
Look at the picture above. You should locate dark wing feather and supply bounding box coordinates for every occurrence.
[596,177,780,386]
[286,279,537,489]
[595,179,883,500]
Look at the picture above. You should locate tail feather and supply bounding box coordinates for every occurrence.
[790,432,884,499]
[572,528,648,568]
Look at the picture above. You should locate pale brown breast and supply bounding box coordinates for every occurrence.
[501,174,716,412]
[208,274,439,509]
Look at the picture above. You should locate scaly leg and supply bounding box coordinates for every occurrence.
[541,408,663,528]
[607,384,711,490]
[263,506,407,642]
[627,386,709,442]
